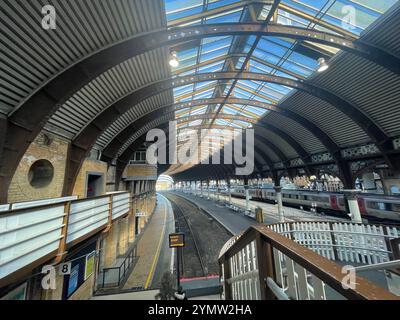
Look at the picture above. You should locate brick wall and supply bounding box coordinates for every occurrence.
[72,158,108,198]
[8,132,69,203]
[123,164,157,180]
[106,164,116,192]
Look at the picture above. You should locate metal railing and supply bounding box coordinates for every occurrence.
[98,245,138,289]
[268,221,399,265]
[0,190,156,287]
[219,224,400,300]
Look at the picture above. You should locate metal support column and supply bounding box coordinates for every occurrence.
[227,181,232,207]
[345,191,362,224]
[245,184,250,212]
[274,186,284,222]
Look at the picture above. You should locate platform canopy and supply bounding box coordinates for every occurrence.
[1,0,400,197]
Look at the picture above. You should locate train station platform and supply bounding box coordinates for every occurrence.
[123,194,175,290]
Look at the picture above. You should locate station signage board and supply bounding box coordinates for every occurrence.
[135,212,147,217]
[169,233,185,248]
[84,251,96,280]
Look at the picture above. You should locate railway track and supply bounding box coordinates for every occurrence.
[164,193,231,278]
[172,200,206,278]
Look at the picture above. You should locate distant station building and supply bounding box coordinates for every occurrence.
[156,175,174,191]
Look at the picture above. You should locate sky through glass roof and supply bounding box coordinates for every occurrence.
[163,0,398,175]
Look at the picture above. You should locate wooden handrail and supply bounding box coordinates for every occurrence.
[219,224,400,300]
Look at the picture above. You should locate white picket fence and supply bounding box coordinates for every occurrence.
[269,222,400,264]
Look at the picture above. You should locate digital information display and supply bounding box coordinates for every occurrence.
[169,233,185,248]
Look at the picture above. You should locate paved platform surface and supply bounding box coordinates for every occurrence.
[92,290,160,300]
[92,290,220,300]
[123,194,175,290]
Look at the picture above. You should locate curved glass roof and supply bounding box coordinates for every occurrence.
[163,0,398,175]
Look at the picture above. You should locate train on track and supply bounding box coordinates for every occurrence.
[209,186,400,223]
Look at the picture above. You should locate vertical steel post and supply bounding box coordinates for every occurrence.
[345,191,362,224]
[274,186,284,222]
[228,181,232,206]
[245,185,250,212]
[176,247,181,289]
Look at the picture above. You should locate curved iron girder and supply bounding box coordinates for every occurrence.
[99,114,304,186]
[114,127,272,187]
[101,110,282,159]
[59,71,379,194]
[112,110,353,185]
[75,72,389,154]
[151,133,270,175]
[9,23,399,131]
[101,114,270,191]
[174,131,277,168]
[176,123,312,172]
[104,113,286,165]
[99,97,339,155]
[120,135,273,184]
[0,23,396,202]
[72,72,390,182]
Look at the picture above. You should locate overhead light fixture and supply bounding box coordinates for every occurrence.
[169,50,179,68]
[317,57,329,72]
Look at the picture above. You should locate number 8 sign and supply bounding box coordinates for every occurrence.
[59,262,72,275]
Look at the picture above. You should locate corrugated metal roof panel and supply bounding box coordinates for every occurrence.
[361,2,400,55]
[0,0,166,114]
[118,113,174,156]
[45,48,171,139]
[282,92,370,147]
[95,91,174,150]
[256,142,280,163]
[311,54,400,137]
[257,128,298,159]
[263,113,325,155]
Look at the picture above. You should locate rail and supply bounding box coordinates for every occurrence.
[354,259,400,272]
[0,190,156,287]
[171,197,207,277]
[98,244,138,289]
[268,221,399,265]
[218,224,400,300]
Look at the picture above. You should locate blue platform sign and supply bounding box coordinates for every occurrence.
[67,265,79,297]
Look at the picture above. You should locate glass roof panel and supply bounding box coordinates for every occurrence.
[163,0,398,171]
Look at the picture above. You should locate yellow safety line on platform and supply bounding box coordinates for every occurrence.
[144,197,168,289]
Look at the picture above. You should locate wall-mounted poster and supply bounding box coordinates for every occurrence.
[84,251,96,280]
[67,264,79,297]
[1,282,27,300]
